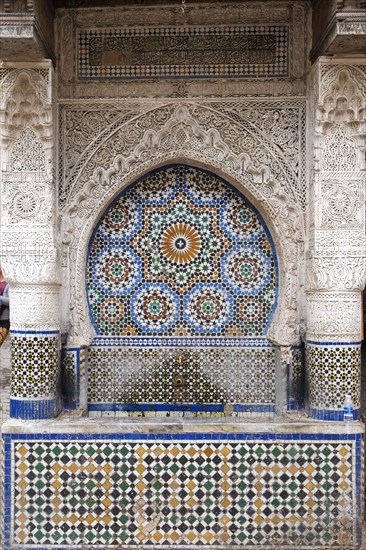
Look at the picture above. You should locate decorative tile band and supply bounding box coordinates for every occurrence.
[92,336,272,347]
[306,342,361,415]
[4,432,362,549]
[10,332,60,399]
[78,26,289,80]
[88,346,276,407]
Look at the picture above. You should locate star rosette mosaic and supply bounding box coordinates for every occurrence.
[87,165,277,338]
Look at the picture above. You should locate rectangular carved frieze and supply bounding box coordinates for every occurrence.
[78,26,289,80]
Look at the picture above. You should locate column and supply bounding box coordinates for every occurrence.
[306,58,366,420]
[0,61,61,419]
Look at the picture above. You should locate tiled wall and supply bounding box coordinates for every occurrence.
[86,165,278,410]
[3,431,363,549]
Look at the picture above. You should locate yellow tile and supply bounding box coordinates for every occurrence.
[86,463,96,473]
[171,446,180,457]
[187,480,196,491]
[18,463,28,473]
[85,514,96,524]
[170,532,180,542]
[17,445,28,456]
[187,531,197,542]
[221,531,230,542]
[52,463,62,473]
[306,498,315,509]
[221,481,231,491]
[153,531,163,542]
[18,530,27,542]
[221,447,230,457]
[69,514,79,524]
[254,498,264,508]
[136,446,146,457]
[339,446,350,457]
[340,464,350,474]
[255,464,264,474]
[187,497,197,507]
[69,463,79,474]
[52,497,61,508]
[204,447,213,457]
[171,480,180,490]
[220,514,230,525]
[254,516,264,525]
[254,481,263,491]
[187,447,197,457]
[289,464,298,475]
[136,464,145,474]
[17,513,28,524]
[104,464,113,474]
[170,497,180,507]
[102,515,112,524]
[221,498,231,508]
[52,513,62,524]
[289,515,298,525]
[221,464,230,475]
[305,464,315,474]
[203,532,213,541]
[102,497,112,508]
[52,480,62,490]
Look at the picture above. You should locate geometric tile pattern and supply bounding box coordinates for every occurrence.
[88,346,276,406]
[306,342,361,411]
[87,165,277,338]
[11,436,357,548]
[78,26,289,80]
[10,333,60,399]
[86,165,277,408]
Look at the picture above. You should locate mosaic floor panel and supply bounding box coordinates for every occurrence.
[6,434,361,548]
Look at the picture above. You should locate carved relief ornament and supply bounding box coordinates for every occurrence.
[60,103,305,347]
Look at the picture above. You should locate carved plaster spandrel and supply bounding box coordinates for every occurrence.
[61,103,304,347]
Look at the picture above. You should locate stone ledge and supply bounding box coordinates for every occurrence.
[2,416,364,435]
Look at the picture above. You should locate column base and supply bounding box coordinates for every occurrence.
[10,398,61,420]
[309,407,360,421]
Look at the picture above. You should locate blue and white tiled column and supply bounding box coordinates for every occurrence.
[9,284,61,419]
[305,292,362,421]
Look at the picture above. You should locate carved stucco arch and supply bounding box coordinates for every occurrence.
[62,103,304,348]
